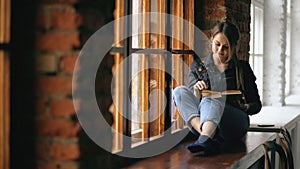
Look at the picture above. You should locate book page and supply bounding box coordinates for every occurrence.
[221,90,242,95]
[201,90,241,99]
[202,90,222,98]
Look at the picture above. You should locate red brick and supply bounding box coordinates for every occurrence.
[36,76,72,95]
[36,54,59,73]
[60,55,78,73]
[36,119,81,138]
[36,142,48,160]
[36,12,50,30]
[204,8,226,20]
[36,98,47,116]
[51,11,82,30]
[50,144,80,161]
[36,32,80,51]
[50,99,76,117]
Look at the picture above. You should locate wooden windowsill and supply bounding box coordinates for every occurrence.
[124,132,277,169]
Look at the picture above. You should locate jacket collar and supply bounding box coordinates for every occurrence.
[203,53,234,70]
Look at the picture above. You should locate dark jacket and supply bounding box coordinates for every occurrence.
[188,54,262,115]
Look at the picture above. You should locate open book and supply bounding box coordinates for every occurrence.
[202,90,242,100]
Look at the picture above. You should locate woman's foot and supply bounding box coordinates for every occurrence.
[187,135,220,155]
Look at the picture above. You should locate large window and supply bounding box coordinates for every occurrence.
[111,0,194,153]
[250,0,292,104]
[249,0,264,100]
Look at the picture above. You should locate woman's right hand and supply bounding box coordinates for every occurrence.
[193,80,207,98]
[193,80,207,91]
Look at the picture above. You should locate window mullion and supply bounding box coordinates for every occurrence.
[155,0,166,135]
[164,0,172,133]
[122,0,132,150]
[138,0,150,142]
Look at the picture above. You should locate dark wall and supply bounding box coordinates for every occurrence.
[10,0,37,168]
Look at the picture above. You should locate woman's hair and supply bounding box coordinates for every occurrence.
[210,20,240,62]
[211,20,244,91]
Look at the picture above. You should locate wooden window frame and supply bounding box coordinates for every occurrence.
[111,0,194,153]
[0,0,10,168]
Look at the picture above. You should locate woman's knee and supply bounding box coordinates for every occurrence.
[200,97,224,122]
[173,86,189,97]
[173,86,189,102]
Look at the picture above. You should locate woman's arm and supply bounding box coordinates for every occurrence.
[188,68,198,91]
[188,60,208,98]
[240,61,262,115]
[188,66,201,98]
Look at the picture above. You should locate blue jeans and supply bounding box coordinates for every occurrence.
[173,86,249,141]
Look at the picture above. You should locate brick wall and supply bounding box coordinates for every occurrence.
[196,0,251,60]
[34,0,115,168]
[34,1,82,168]
[226,0,251,61]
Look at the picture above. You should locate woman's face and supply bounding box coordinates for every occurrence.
[212,33,231,63]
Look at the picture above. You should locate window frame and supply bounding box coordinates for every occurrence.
[249,0,264,101]
[0,0,10,168]
[111,0,195,154]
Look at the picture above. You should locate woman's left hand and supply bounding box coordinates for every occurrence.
[230,100,250,112]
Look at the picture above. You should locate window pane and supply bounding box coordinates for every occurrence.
[111,53,124,153]
[250,1,264,100]
[254,7,263,55]
[114,0,124,47]
[131,54,141,132]
[131,54,166,144]
[131,53,149,146]
[148,54,165,139]
[171,54,185,132]
[285,0,291,95]
[132,0,141,48]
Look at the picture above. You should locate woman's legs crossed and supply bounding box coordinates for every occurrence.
[187,98,225,154]
[199,97,225,138]
[172,86,201,134]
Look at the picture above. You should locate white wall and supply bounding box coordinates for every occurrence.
[263,0,287,106]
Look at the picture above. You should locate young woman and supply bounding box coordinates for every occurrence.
[172,20,262,155]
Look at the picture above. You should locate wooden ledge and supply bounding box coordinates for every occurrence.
[124,132,276,169]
